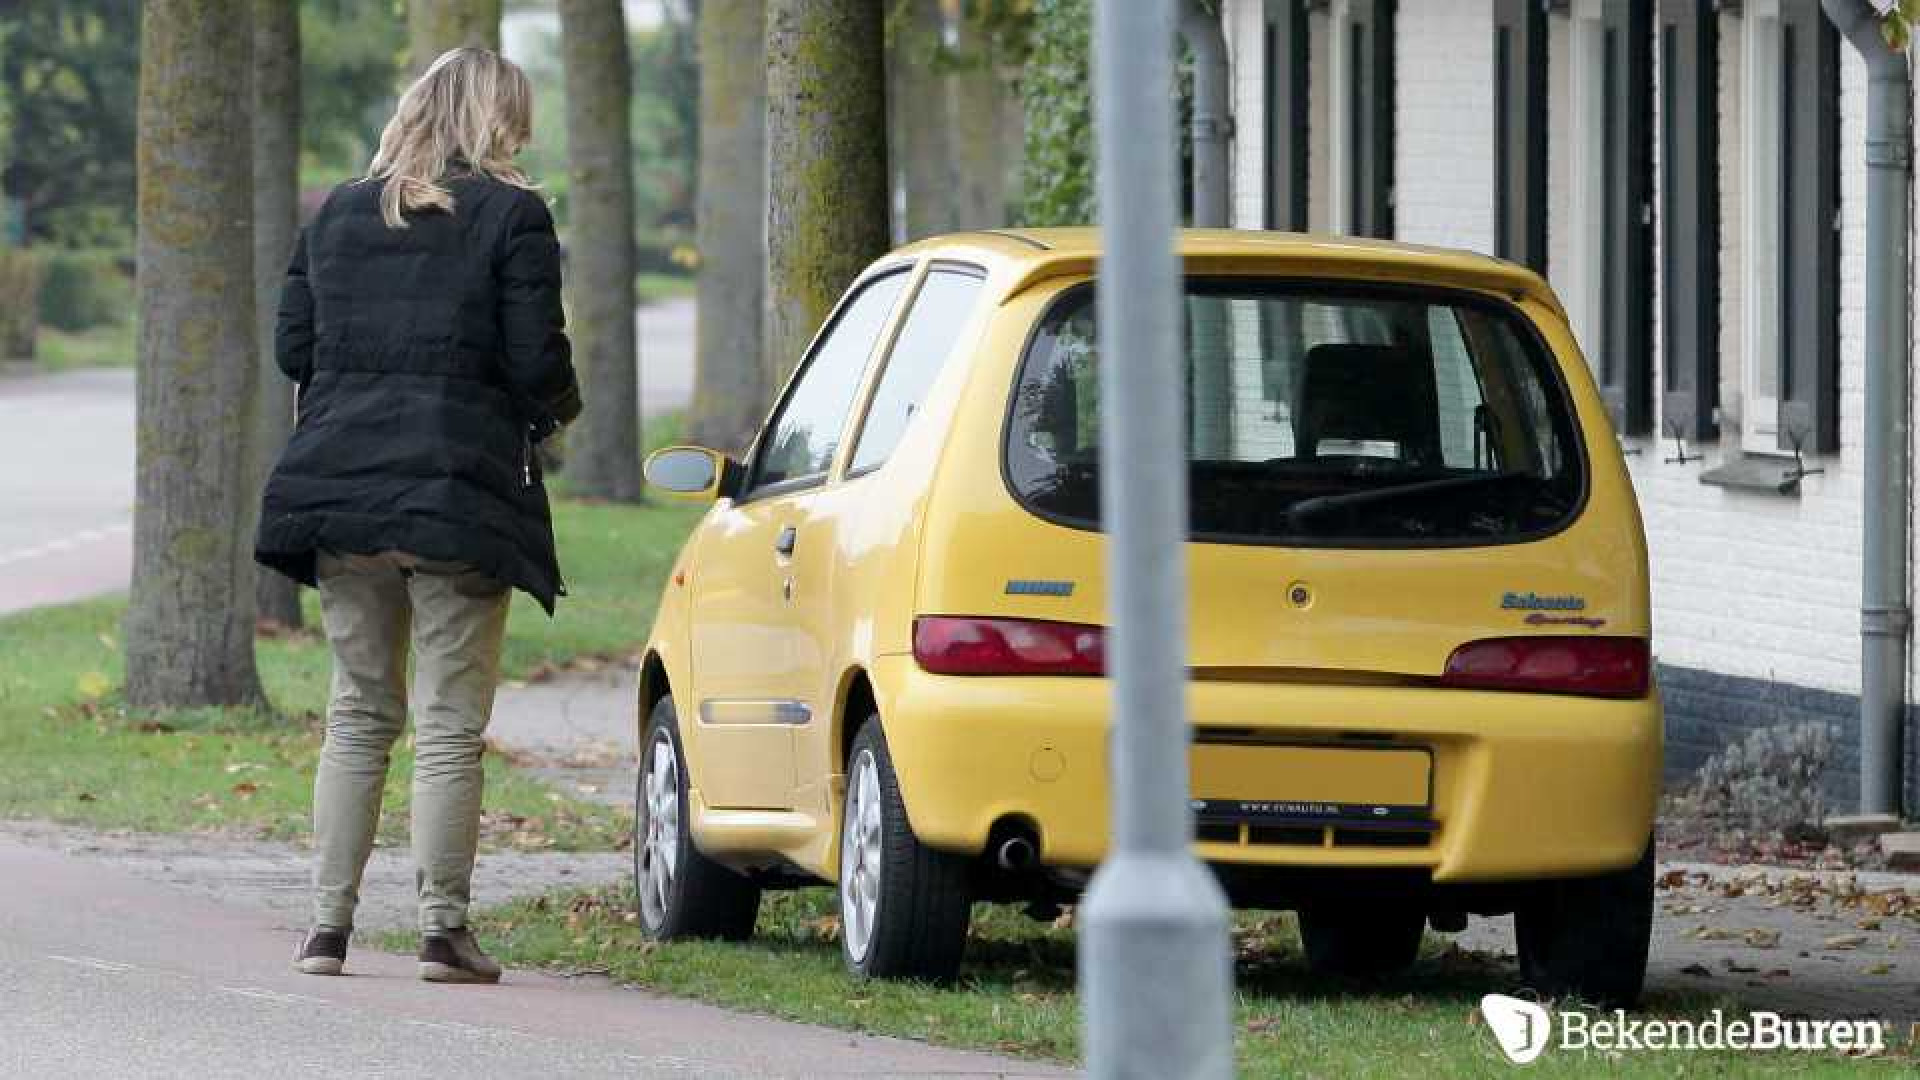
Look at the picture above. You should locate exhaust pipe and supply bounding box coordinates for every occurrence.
[996,835,1036,871]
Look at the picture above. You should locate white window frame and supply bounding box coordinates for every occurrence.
[1739,0,1785,453]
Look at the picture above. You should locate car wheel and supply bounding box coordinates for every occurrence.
[839,716,972,981]
[1298,903,1425,978]
[634,694,761,941]
[1514,838,1654,1007]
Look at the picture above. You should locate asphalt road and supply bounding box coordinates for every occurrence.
[0,297,694,617]
[0,832,1061,1079]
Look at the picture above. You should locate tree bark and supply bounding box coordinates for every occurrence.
[559,0,641,500]
[252,0,303,628]
[764,0,889,389]
[128,0,264,709]
[889,0,950,241]
[687,0,768,454]
[408,0,502,73]
[946,18,1016,230]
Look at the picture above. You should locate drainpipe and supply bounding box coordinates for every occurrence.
[1180,0,1231,227]
[1824,0,1911,819]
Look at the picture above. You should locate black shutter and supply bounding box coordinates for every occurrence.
[1348,0,1395,238]
[1658,0,1718,440]
[1777,0,1840,454]
[1493,0,1548,273]
[1599,0,1654,436]
[1265,0,1310,231]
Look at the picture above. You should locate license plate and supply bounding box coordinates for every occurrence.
[1188,743,1432,825]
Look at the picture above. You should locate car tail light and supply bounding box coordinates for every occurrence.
[913,616,1107,676]
[1440,636,1650,698]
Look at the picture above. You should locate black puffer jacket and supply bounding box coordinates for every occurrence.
[255,173,582,613]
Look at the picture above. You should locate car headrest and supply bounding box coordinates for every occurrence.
[1295,342,1441,464]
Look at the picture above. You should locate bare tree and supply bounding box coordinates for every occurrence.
[408,0,501,72]
[252,0,303,628]
[560,0,641,499]
[764,0,889,386]
[687,0,768,453]
[126,0,263,708]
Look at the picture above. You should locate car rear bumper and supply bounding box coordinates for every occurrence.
[870,654,1661,884]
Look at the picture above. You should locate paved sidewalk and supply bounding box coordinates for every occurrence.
[489,663,643,811]
[0,827,1067,1078]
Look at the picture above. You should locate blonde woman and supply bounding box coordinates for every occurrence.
[256,47,580,983]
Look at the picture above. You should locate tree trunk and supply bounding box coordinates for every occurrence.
[687,0,768,454]
[559,0,641,500]
[764,0,889,388]
[946,19,1016,230]
[889,0,951,241]
[252,0,303,628]
[127,0,263,709]
[408,0,501,73]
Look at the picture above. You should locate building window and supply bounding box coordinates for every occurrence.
[1567,0,1653,436]
[1327,0,1393,238]
[1739,0,1839,455]
[1493,0,1548,273]
[1659,0,1719,441]
[1264,0,1311,231]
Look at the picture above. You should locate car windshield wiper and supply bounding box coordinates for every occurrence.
[1286,470,1529,526]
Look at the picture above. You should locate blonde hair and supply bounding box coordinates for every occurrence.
[366,48,535,228]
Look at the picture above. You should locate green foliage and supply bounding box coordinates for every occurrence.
[1017,0,1094,225]
[0,1,140,247]
[1014,0,1194,228]
[36,249,128,333]
[0,248,43,360]
[301,0,410,178]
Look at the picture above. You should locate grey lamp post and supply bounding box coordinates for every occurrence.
[1078,2,1236,1078]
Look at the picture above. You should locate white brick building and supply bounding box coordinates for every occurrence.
[1217,0,1915,810]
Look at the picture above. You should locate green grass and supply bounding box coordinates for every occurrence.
[0,493,704,846]
[427,885,1914,1077]
[34,318,135,371]
[637,272,694,306]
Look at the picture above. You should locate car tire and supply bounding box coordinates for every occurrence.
[838,716,972,981]
[633,694,761,941]
[1514,838,1654,1008]
[1298,903,1426,978]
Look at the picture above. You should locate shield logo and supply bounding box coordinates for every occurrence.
[1481,993,1551,1065]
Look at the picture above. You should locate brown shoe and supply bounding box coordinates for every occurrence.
[294,925,349,976]
[419,926,502,984]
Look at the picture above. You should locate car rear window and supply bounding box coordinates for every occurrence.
[1004,281,1586,546]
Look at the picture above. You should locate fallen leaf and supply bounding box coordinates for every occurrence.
[74,792,97,802]
[1862,963,1894,976]
[76,671,110,700]
[1744,928,1783,948]
[231,781,260,798]
[1823,934,1869,950]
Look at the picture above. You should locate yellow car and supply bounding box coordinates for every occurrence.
[637,229,1659,1005]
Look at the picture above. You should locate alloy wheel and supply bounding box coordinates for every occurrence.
[637,730,681,929]
[839,748,884,963]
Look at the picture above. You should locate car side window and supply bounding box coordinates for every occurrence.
[750,272,909,493]
[849,268,984,474]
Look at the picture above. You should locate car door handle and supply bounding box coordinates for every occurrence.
[774,526,797,557]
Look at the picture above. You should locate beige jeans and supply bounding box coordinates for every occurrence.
[312,550,510,933]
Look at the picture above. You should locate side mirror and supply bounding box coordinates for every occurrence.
[644,445,742,501]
